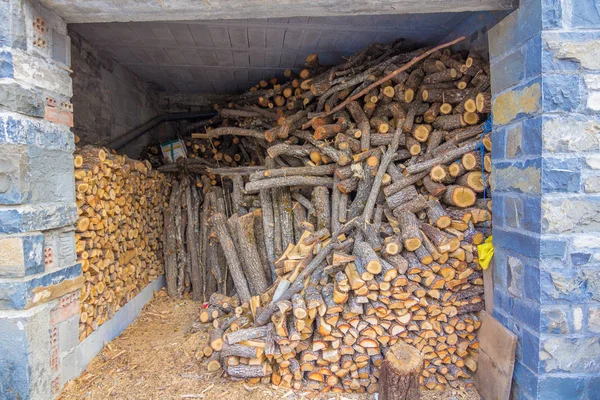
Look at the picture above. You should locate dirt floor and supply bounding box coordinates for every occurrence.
[58,289,481,400]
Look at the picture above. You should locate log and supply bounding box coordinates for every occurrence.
[379,342,423,400]
[210,212,252,303]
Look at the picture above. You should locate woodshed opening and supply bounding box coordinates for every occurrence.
[64,12,506,399]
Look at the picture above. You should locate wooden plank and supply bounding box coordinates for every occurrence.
[483,266,494,313]
[474,311,517,400]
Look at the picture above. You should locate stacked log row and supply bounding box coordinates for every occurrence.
[149,36,492,392]
[74,146,169,341]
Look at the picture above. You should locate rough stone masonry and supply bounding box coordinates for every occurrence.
[1,0,600,399]
[0,0,81,398]
[486,0,600,398]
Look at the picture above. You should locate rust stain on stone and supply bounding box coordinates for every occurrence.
[492,83,541,125]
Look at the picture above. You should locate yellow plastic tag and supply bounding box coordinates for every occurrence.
[477,235,494,270]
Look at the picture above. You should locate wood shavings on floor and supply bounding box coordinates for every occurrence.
[58,289,481,400]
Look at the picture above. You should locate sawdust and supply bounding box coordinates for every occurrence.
[58,289,481,400]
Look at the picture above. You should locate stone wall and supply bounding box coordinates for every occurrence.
[0,0,81,398]
[488,0,600,398]
[69,31,163,158]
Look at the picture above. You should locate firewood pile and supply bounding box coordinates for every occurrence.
[74,146,169,341]
[156,35,492,393]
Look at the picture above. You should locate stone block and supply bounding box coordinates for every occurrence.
[540,268,587,303]
[488,0,542,60]
[492,247,508,290]
[0,50,13,78]
[582,266,600,301]
[543,115,600,154]
[584,176,600,193]
[524,34,542,80]
[0,233,44,277]
[27,147,75,204]
[540,336,600,373]
[0,202,78,234]
[492,194,505,229]
[12,50,72,98]
[540,238,566,259]
[587,376,600,399]
[492,80,542,126]
[491,46,526,94]
[543,31,600,70]
[512,298,541,332]
[0,263,81,310]
[0,113,75,152]
[0,143,29,205]
[541,307,569,334]
[506,123,523,158]
[494,228,540,258]
[542,0,562,29]
[524,263,541,300]
[538,376,586,400]
[571,252,591,266]
[494,287,513,314]
[570,0,600,28]
[521,327,540,371]
[512,360,538,399]
[542,197,600,234]
[572,307,584,333]
[0,82,44,118]
[542,157,582,193]
[542,74,582,113]
[542,33,581,72]
[507,255,525,298]
[492,158,541,194]
[589,307,600,334]
[491,124,507,160]
[0,302,53,400]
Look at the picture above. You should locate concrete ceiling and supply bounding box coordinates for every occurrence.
[70,13,490,94]
[41,0,516,23]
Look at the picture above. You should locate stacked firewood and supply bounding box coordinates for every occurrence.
[74,146,169,341]
[155,36,492,392]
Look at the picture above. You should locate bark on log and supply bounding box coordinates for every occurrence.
[379,342,423,400]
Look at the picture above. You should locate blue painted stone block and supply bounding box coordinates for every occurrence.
[540,238,567,260]
[538,376,586,400]
[0,203,78,234]
[525,34,542,79]
[542,0,562,29]
[22,234,45,276]
[0,51,13,78]
[521,117,543,157]
[489,0,542,60]
[542,157,581,193]
[571,252,591,266]
[0,316,30,400]
[542,74,582,112]
[494,287,514,313]
[587,376,600,399]
[540,268,587,303]
[524,264,541,300]
[492,125,507,160]
[570,0,600,28]
[521,327,541,370]
[541,307,569,334]
[0,115,75,152]
[493,247,509,289]
[512,298,541,331]
[0,263,81,310]
[513,360,539,398]
[491,46,526,93]
[493,158,542,194]
[494,228,540,258]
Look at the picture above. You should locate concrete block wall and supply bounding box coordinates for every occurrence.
[69,30,164,157]
[488,0,600,398]
[0,0,83,398]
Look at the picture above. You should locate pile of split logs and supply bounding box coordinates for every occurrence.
[74,146,169,341]
[158,35,492,392]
